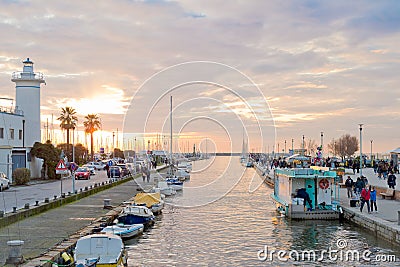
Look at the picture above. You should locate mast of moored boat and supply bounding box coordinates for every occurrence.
[170,95,173,175]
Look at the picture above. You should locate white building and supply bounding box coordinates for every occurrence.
[0,58,45,182]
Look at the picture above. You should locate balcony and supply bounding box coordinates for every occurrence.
[12,72,44,81]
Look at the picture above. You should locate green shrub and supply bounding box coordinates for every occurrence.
[12,168,31,185]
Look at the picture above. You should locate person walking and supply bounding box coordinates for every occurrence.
[370,186,377,212]
[388,171,396,189]
[146,168,151,183]
[345,176,354,198]
[354,177,365,197]
[141,165,146,182]
[360,186,371,213]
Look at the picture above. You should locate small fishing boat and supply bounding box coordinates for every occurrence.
[270,167,342,220]
[175,169,190,181]
[166,177,184,191]
[101,223,144,240]
[156,181,176,196]
[74,233,128,267]
[118,205,155,227]
[133,192,165,214]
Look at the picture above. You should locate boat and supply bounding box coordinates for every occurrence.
[133,192,165,214]
[156,181,176,196]
[100,223,144,240]
[74,233,128,267]
[175,168,190,181]
[118,205,155,227]
[270,167,342,220]
[166,177,184,191]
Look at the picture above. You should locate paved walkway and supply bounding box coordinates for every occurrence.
[0,164,168,266]
[339,167,400,224]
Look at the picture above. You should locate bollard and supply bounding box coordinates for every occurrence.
[5,240,24,265]
[35,200,39,206]
[80,188,82,192]
[12,207,17,213]
[54,195,57,200]
[75,190,78,194]
[45,198,49,203]
[398,211,400,225]
[0,210,4,217]
[85,186,88,191]
[24,203,29,209]
[61,193,66,198]
[102,182,105,186]
[103,199,112,209]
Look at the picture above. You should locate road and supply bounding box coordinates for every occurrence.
[0,170,110,213]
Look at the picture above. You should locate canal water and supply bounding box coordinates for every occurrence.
[126,156,400,266]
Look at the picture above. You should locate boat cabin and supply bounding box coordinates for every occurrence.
[271,167,340,220]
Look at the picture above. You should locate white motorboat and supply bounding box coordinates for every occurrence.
[101,223,144,240]
[119,205,155,227]
[156,181,176,196]
[74,233,127,267]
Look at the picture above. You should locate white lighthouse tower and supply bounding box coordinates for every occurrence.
[11,58,45,147]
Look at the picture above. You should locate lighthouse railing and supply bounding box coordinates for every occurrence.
[12,72,44,80]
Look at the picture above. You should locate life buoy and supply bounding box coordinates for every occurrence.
[319,178,329,189]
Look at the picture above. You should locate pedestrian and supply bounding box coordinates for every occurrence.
[345,176,354,198]
[360,186,371,213]
[105,164,110,178]
[141,165,146,182]
[387,171,396,189]
[354,177,364,197]
[370,186,377,212]
[352,162,356,175]
[146,168,151,183]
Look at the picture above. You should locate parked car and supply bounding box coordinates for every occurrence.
[75,167,91,180]
[82,164,96,175]
[87,161,105,171]
[108,166,122,178]
[117,164,130,177]
[0,172,10,191]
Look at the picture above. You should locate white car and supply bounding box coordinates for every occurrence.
[0,172,10,191]
[87,161,105,170]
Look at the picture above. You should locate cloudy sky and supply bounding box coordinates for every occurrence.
[0,0,399,154]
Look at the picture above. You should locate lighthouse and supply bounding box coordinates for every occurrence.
[11,58,45,147]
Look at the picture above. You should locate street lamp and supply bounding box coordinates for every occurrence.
[359,124,363,176]
[302,135,305,155]
[370,140,373,163]
[291,138,294,154]
[284,140,287,154]
[320,131,324,156]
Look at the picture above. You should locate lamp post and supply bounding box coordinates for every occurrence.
[370,140,373,163]
[291,138,294,154]
[284,140,287,154]
[359,124,363,176]
[302,135,305,155]
[320,132,324,157]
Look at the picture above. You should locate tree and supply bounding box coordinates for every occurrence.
[58,107,78,160]
[328,134,359,159]
[30,141,61,179]
[84,114,101,161]
[306,139,317,157]
[57,143,88,165]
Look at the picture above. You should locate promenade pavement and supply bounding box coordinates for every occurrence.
[0,164,166,266]
[339,167,400,225]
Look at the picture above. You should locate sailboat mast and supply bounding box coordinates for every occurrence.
[170,96,173,168]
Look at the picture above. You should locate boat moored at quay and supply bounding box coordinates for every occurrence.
[270,167,342,220]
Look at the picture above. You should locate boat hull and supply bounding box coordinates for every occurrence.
[101,224,144,239]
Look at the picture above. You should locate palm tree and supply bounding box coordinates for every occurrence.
[84,114,101,161]
[58,107,78,157]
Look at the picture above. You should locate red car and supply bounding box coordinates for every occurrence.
[75,167,90,180]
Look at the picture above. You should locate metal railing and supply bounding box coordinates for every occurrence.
[0,106,23,115]
[12,72,44,80]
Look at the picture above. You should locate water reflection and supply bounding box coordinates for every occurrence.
[126,157,399,266]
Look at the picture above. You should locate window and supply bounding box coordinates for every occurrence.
[19,129,23,140]
[10,128,14,140]
[0,128,3,139]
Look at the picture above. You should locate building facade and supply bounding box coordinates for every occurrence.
[0,58,45,182]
